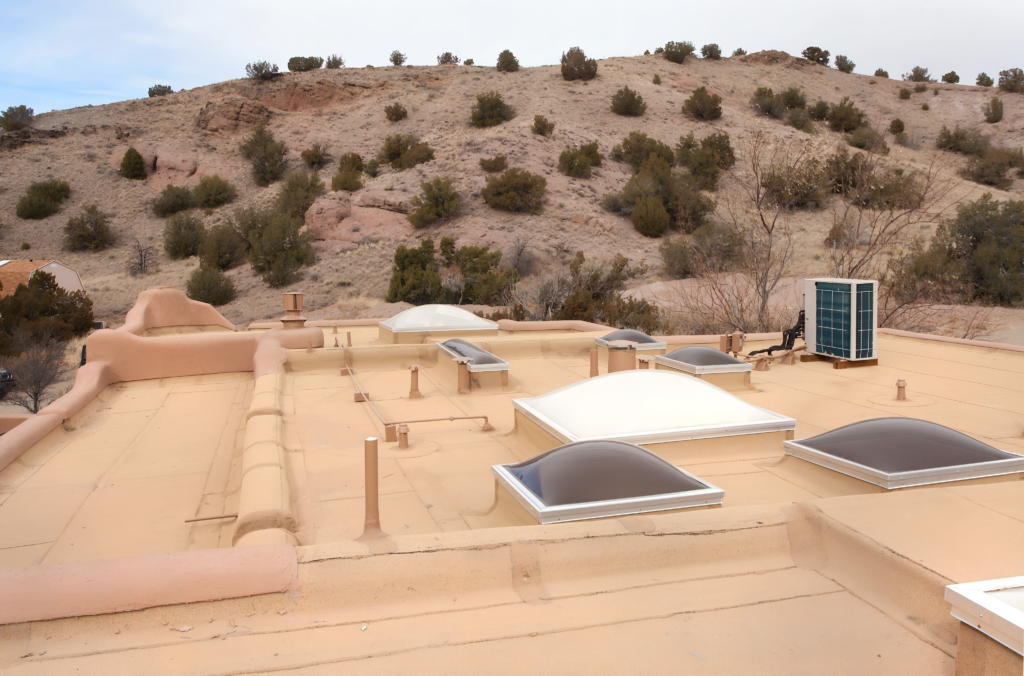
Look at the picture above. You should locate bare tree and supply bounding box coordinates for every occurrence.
[127,237,157,276]
[5,329,73,413]
[506,235,533,275]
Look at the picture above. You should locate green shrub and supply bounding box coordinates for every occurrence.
[683,87,722,120]
[631,196,670,237]
[239,125,288,185]
[700,132,735,169]
[654,47,664,54]
[381,134,416,163]
[899,87,912,100]
[288,56,323,72]
[659,235,695,278]
[962,153,1014,189]
[532,114,554,136]
[16,179,70,219]
[386,240,443,304]
[192,174,237,208]
[389,51,407,67]
[245,61,279,81]
[481,168,546,213]
[471,91,516,127]
[364,159,380,177]
[998,68,1024,93]
[732,48,747,57]
[611,86,646,116]
[325,54,344,69]
[826,97,866,132]
[808,99,829,120]
[701,44,722,60]
[480,155,507,172]
[64,204,115,251]
[938,194,1024,304]
[558,148,592,178]
[941,71,959,84]
[984,97,1004,124]
[385,103,408,121]
[338,152,364,172]
[300,142,332,169]
[199,224,246,270]
[786,107,814,133]
[762,161,826,209]
[914,82,928,93]
[750,86,784,118]
[662,222,743,276]
[922,103,930,111]
[152,184,194,217]
[874,69,889,78]
[437,52,460,65]
[148,85,172,97]
[560,47,598,81]
[579,141,603,166]
[385,237,516,306]
[408,177,464,227]
[977,72,994,87]
[835,55,855,73]
[683,148,721,191]
[889,119,905,135]
[802,47,830,66]
[397,142,434,170]
[120,147,147,179]
[0,105,34,131]
[663,41,696,64]
[245,211,315,287]
[894,131,910,147]
[186,267,236,306]
[652,74,661,85]
[616,131,674,170]
[936,125,989,156]
[495,49,520,73]
[276,171,325,218]
[163,212,206,259]
[676,132,734,177]
[903,66,932,82]
[846,126,889,155]
[20,242,29,250]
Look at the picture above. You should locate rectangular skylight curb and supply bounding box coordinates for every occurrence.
[437,342,509,372]
[653,356,752,375]
[380,323,497,333]
[783,441,1024,489]
[492,465,725,525]
[946,577,1024,656]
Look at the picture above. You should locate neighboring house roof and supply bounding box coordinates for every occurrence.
[0,259,83,298]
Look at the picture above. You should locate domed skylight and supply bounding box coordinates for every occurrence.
[379,304,498,333]
[784,417,1024,489]
[492,439,724,523]
[439,338,508,372]
[595,329,667,351]
[655,346,752,375]
[512,369,795,444]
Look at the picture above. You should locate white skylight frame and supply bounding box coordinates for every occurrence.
[653,354,753,375]
[512,370,796,445]
[783,439,1024,489]
[946,577,1024,656]
[492,463,724,524]
[437,341,509,373]
[379,304,498,333]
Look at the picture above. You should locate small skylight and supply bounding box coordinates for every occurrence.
[946,576,1024,656]
[438,339,508,372]
[655,346,752,375]
[513,370,795,444]
[493,439,724,523]
[379,304,498,333]
[784,418,1024,489]
[595,329,667,351]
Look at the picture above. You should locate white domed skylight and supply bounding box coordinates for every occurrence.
[512,370,795,444]
[379,304,498,333]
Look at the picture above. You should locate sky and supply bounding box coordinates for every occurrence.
[2,0,1022,115]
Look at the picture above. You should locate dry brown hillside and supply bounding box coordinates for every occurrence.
[1,52,1021,327]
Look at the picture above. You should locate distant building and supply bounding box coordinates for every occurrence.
[0,259,85,298]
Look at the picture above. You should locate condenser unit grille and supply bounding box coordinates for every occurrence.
[856,283,875,359]
[815,282,852,359]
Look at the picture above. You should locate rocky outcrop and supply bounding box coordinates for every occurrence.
[195,97,271,133]
[0,128,67,151]
[354,189,414,214]
[304,192,352,240]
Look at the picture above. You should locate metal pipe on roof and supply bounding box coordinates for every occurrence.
[356,437,387,541]
[347,370,494,433]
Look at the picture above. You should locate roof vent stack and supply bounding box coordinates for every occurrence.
[281,293,306,330]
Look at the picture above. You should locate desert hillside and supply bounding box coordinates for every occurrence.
[1,51,1021,326]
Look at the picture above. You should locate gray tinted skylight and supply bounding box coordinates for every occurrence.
[438,339,508,372]
[784,418,1024,489]
[595,329,667,351]
[655,346,751,375]
[493,440,724,523]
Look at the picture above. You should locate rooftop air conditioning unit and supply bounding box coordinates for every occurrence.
[804,278,877,361]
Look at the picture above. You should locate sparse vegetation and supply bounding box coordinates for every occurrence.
[560,47,598,81]
[941,71,959,84]
[199,224,246,271]
[481,168,546,213]
[364,159,380,177]
[802,47,830,66]
[999,68,1024,93]
[239,125,288,186]
[750,86,805,119]
[120,147,147,180]
[471,91,516,127]
[163,212,206,259]
[611,86,646,116]
[64,204,115,251]
[436,52,460,65]
[663,41,696,64]
[496,49,520,72]
[899,87,912,100]
[532,114,554,136]
[922,103,930,111]
[835,55,855,73]
[389,51,407,67]
[287,56,323,72]
[153,184,195,217]
[977,73,994,87]
[889,119,905,135]
[126,238,157,276]
[276,171,326,219]
[148,85,173,97]
[333,168,362,192]
[300,141,332,169]
[874,69,889,78]
[384,102,408,122]
[903,66,932,82]
[464,59,474,66]
[732,48,747,57]
[701,44,722,60]
[480,156,507,172]
[408,177,464,227]
[186,267,236,306]
[653,74,661,85]
[558,147,594,178]
[808,100,829,120]
[0,105,33,131]
[614,131,675,171]
[826,97,866,132]
[192,175,237,208]
[846,126,889,155]
[683,87,723,121]
[245,61,279,81]
[16,179,70,220]
[339,152,364,173]
[325,54,345,69]
[914,82,928,93]
[381,134,434,170]
[984,98,1004,124]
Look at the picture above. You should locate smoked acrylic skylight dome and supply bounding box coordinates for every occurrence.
[784,417,1024,489]
[512,369,795,445]
[655,346,752,375]
[492,440,724,523]
[438,338,508,372]
[378,304,498,343]
[594,329,667,352]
